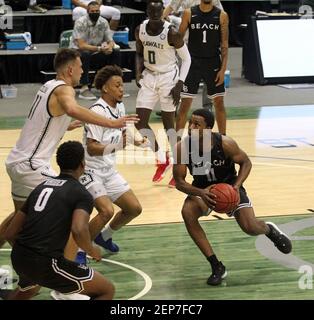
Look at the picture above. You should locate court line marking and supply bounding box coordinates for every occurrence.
[0,248,153,300]
[255,217,314,271]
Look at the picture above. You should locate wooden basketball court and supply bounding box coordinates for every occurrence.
[1,107,314,224]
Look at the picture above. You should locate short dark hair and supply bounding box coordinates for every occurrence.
[88,1,100,7]
[94,65,123,90]
[53,48,80,72]
[192,109,215,128]
[56,141,84,171]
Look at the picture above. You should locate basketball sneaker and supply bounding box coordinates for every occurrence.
[207,262,227,286]
[168,176,176,188]
[75,251,87,265]
[50,290,90,300]
[94,234,119,253]
[152,152,171,183]
[266,222,292,254]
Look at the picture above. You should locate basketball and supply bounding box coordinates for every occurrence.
[208,183,240,213]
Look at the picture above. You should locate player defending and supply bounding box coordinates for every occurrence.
[173,109,292,286]
[3,141,114,300]
[135,0,191,187]
[0,48,138,249]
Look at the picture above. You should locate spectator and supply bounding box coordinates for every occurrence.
[72,0,121,30]
[69,1,121,100]
[28,0,48,13]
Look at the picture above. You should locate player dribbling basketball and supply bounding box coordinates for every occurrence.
[173,109,292,286]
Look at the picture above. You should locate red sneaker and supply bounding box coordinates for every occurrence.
[152,154,171,182]
[168,176,176,188]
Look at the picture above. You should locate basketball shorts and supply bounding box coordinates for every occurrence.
[181,56,226,100]
[80,169,130,202]
[6,161,57,201]
[136,67,179,112]
[202,186,252,217]
[11,243,94,294]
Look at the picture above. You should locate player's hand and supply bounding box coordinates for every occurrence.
[67,120,83,131]
[136,73,143,88]
[112,115,139,128]
[170,80,183,107]
[134,136,151,148]
[199,188,217,208]
[89,245,102,262]
[215,69,225,86]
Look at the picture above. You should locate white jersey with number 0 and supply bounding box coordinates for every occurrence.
[139,20,178,73]
[6,80,71,169]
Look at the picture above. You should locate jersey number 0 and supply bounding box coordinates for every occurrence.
[148,50,156,64]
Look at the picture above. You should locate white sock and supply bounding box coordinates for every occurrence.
[29,0,37,6]
[155,149,166,163]
[101,225,114,241]
[77,248,84,253]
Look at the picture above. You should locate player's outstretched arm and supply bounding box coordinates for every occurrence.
[4,210,26,244]
[178,8,191,37]
[71,209,102,262]
[54,86,139,128]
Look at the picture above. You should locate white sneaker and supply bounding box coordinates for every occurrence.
[50,290,90,300]
[0,268,9,278]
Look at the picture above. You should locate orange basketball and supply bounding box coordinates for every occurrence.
[209,183,240,213]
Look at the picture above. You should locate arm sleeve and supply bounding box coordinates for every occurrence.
[176,44,191,82]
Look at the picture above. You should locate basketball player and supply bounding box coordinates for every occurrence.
[173,109,292,286]
[3,141,114,300]
[135,0,191,187]
[176,0,229,135]
[0,48,138,248]
[80,65,142,256]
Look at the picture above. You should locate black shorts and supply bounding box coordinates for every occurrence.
[11,243,94,294]
[182,56,225,99]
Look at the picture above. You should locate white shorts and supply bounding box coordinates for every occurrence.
[136,68,179,112]
[72,5,121,21]
[80,169,130,202]
[6,162,57,201]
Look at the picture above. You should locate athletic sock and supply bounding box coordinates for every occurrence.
[101,225,115,241]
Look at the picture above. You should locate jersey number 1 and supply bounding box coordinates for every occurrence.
[202,30,207,43]
[34,188,53,212]
[148,50,156,64]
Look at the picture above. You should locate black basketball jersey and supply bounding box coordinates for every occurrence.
[16,174,93,258]
[188,5,221,58]
[187,133,237,188]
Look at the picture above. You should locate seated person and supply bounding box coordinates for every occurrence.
[69,1,121,100]
[72,0,121,30]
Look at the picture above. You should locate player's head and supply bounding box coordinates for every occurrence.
[188,109,215,138]
[56,141,85,177]
[54,48,82,87]
[147,0,164,21]
[87,1,101,25]
[94,65,124,103]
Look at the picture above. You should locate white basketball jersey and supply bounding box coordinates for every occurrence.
[6,80,71,169]
[83,98,125,173]
[139,20,178,73]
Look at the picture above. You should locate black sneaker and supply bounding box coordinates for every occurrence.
[266,222,292,254]
[207,262,227,286]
